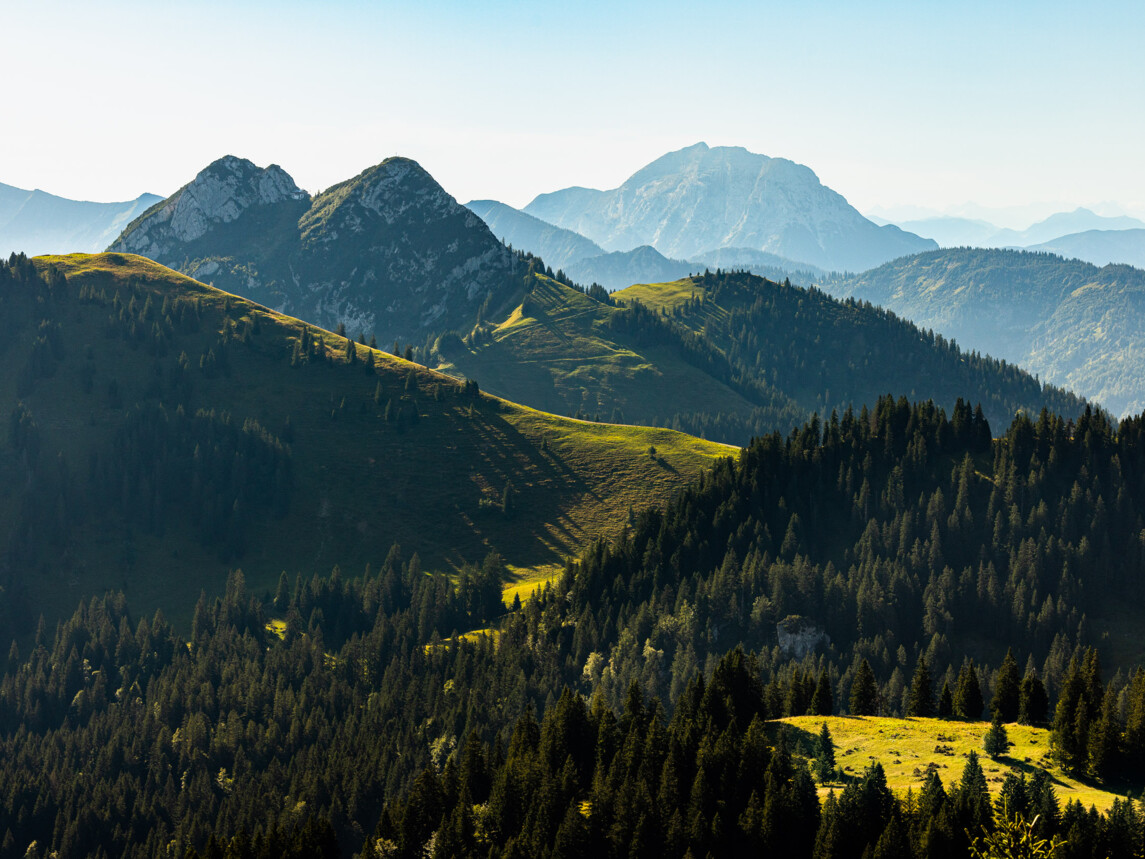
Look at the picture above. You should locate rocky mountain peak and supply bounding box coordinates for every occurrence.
[108,154,521,345]
[524,143,936,271]
[111,156,308,258]
[302,157,488,246]
[168,156,306,242]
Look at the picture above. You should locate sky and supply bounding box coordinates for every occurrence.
[4,0,1144,227]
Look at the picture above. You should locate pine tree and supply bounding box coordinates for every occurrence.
[273,571,290,610]
[955,750,992,833]
[955,659,984,720]
[991,649,1021,722]
[1051,657,1090,775]
[810,668,833,716]
[1086,689,1119,781]
[1019,669,1049,725]
[908,655,934,718]
[938,681,954,718]
[984,713,1011,759]
[815,721,836,784]
[850,659,879,716]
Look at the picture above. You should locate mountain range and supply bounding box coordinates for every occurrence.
[1026,228,1145,269]
[96,153,1088,449]
[111,156,522,346]
[826,248,1145,417]
[888,207,1145,270]
[520,143,937,272]
[0,182,160,256]
[466,197,825,290]
[11,149,1145,427]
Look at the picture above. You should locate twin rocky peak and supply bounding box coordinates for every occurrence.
[111,155,519,347]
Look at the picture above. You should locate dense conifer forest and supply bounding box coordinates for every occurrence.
[649,269,1086,443]
[5,253,1145,857]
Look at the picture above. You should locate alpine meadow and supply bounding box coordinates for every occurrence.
[4,3,1145,857]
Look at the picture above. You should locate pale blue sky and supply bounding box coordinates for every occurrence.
[5,0,1143,224]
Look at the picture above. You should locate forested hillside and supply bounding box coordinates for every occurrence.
[825,248,1145,417]
[616,269,1087,442]
[0,253,731,635]
[439,265,1089,447]
[5,383,1145,856]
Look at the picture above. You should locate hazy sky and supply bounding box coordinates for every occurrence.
[5,0,1143,224]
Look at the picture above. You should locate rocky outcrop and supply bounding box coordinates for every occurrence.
[109,156,521,345]
[777,615,829,657]
[113,156,306,258]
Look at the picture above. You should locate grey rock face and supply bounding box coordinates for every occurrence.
[114,156,306,257]
[525,143,936,273]
[110,156,520,346]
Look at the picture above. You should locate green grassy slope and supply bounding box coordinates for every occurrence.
[779,715,1138,813]
[433,274,778,428]
[435,269,1088,451]
[0,254,733,632]
[615,271,1089,431]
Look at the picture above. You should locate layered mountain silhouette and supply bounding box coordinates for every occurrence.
[108,153,1088,446]
[467,197,820,290]
[984,208,1145,248]
[826,248,1145,417]
[1027,228,1145,269]
[886,207,1145,271]
[111,156,523,345]
[521,143,937,272]
[0,182,160,256]
[466,199,604,272]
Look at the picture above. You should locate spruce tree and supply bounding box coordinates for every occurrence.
[850,659,879,716]
[908,655,934,718]
[954,750,992,833]
[955,659,984,720]
[984,712,1011,759]
[815,721,836,784]
[1086,690,1119,781]
[938,681,954,718]
[810,668,833,716]
[273,571,290,611]
[991,649,1021,722]
[1019,669,1049,726]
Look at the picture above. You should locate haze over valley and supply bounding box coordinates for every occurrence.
[3,1,1145,857]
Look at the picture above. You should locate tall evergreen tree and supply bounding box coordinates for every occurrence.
[815,722,836,784]
[908,656,934,718]
[991,649,1021,722]
[954,659,984,721]
[850,660,879,716]
[1019,668,1049,726]
[937,681,954,718]
[954,750,992,834]
[810,668,833,716]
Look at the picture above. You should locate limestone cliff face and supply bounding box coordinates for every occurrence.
[776,615,830,657]
[113,157,306,257]
[110,156,521,345]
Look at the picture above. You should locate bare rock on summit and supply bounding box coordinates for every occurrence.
[115,156,306,256]
[110,156,522,345]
